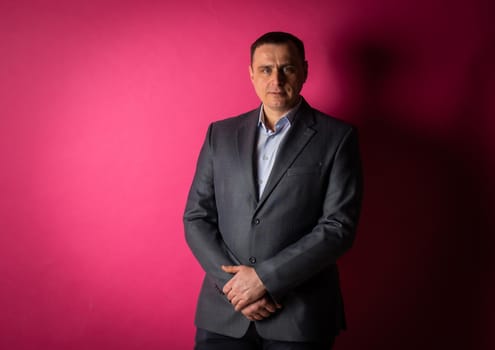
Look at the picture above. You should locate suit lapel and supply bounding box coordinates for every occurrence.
[257,101,317,209]
[236,108,260,204]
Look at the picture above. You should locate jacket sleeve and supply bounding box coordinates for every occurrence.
[255,127,363,301]
[183,124,236,289]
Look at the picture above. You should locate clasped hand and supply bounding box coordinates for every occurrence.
[222,265,281,321]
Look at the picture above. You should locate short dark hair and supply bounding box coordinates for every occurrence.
[250,31,305,64]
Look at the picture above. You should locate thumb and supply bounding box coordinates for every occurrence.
[221,265,241,274]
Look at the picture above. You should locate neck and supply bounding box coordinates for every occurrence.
[262,98,301,130]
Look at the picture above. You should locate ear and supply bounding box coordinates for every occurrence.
[248,65,254,82]
[303,60,308,83]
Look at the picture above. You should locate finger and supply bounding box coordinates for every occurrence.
[222,280,234,294]
[233,295,248,310]
[240,303,257,315]
[264,303,276,313]
[241,308,269,320]
[231,296,239,307]
[222,285,230,295]
[234,299,250,312]
[258,308,270,318]
[256,298,275,313]
[252,313,263,321]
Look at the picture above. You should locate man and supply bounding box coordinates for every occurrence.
[184,32,363,350]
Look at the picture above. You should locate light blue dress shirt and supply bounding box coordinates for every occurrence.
[256,101,301,198]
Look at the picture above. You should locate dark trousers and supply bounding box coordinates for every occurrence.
[195,323,335,350]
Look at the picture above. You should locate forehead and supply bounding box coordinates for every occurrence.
[252,43,302,65]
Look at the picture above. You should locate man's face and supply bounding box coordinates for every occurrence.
[249,43,308,117]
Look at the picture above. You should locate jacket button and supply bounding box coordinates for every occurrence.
[249,257,257,264]
[254,218,260,225]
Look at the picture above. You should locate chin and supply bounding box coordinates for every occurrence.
[267,98,289,108]
[267,103,288,111]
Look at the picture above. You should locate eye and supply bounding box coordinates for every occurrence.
[260,67,272,74]
[282,65,296,74]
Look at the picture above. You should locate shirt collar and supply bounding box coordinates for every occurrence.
[257,98,303,132]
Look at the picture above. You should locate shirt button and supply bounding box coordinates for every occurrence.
[254,218,260,225]
[249,257,257,264]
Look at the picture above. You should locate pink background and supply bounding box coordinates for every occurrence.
[1,0,494,349]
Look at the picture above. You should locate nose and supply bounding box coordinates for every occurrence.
[273,68,286,85]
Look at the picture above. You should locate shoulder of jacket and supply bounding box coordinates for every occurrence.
[210,108,259,130]
[307,107,356,133]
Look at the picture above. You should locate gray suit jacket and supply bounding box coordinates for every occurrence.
[184,99,363,342]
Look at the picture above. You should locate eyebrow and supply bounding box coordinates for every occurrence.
[257,63,295,69]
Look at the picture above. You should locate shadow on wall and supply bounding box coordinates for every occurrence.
[331,26,495,350]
